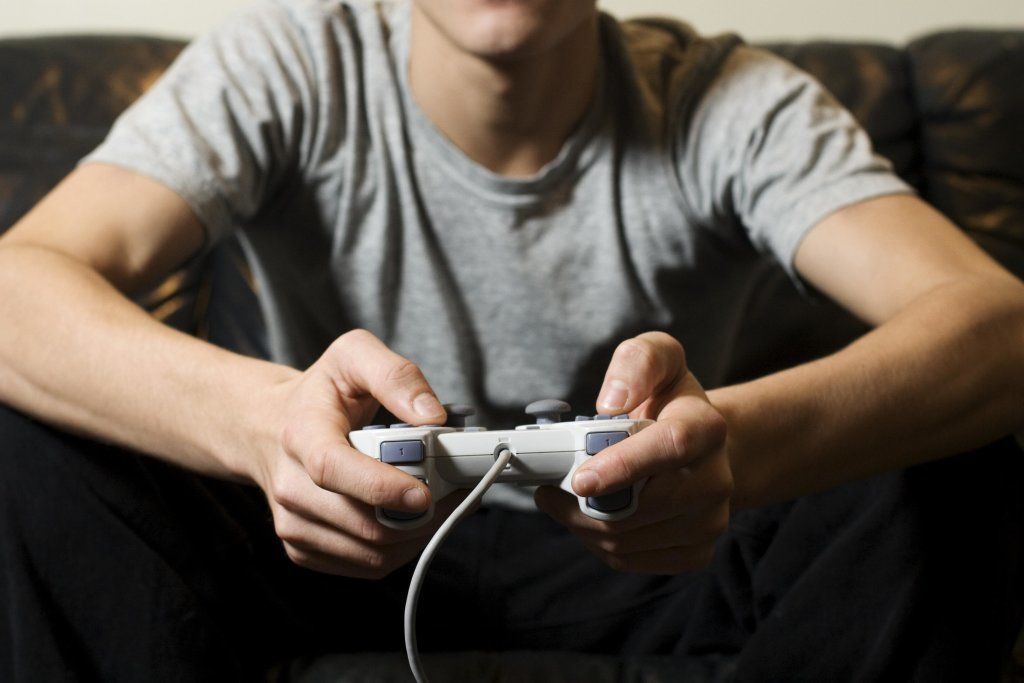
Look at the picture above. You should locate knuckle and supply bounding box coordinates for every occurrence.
[661,419,692,459]
[360,473,393,507]
[270,480,300,510]
[274,515,297,543]
[647,331,683,354]
[598,518,627,535]
[380,358,422,387]
[703,408,728,448]
[279,422,301,456]
[641,331,687,371]
[603,448,637,485]
[713,469,735,501]
[599,536,628,556]
[336,328,374,350]
[307,449,335,490]
[365,565,393,580]
[360,549,387,571]
[616,338,657,369]
[284,544,311,568]
[603,552,627,572]
[357,515,384,544]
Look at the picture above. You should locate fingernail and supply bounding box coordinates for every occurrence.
[403,487,427,510]
[598,379,629,411]
[573,469,599,496]
[412,392,443,418]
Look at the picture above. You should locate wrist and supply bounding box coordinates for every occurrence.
[708,382,772,511]
[215,358,300,486]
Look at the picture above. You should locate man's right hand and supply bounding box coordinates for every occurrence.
[0,163,462,581]
[250,329,466,579]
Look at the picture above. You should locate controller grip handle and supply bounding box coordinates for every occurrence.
[565,452,647,522]
[377,466,436,530]
[578,477,647,521]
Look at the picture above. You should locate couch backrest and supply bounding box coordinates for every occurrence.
[0,36,201,331]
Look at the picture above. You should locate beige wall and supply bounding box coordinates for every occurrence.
[1,0,1022,42]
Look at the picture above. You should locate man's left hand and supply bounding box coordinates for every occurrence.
[534,332,731,574]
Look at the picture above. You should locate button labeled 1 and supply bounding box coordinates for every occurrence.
[380,440,425,464]
[585,431,628,455]
[584,431,631,513]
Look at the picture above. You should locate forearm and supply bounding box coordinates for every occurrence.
[711,274,1024,510]
[0,243,298,481]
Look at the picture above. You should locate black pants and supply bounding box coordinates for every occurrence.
[1,404,1022,681]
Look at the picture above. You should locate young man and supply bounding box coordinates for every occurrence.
[1,0,1022,679]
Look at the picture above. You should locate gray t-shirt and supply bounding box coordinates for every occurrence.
[83,0,910,508]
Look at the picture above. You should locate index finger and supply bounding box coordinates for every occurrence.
[596,332,686,415]
[572,389,725,497]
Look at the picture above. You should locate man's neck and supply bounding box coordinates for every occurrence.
[408,7,600,178]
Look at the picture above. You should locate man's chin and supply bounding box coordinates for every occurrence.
[455,18,552,62]
[414,0,596,64]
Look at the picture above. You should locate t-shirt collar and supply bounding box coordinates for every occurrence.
[388,1,607,207]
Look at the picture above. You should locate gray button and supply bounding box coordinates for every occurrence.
[587,488,632,513]
[613,414,630,420]
[380,440,425,464]
[390,422,411,429]
[364,425,387,430]
[594,414,612,420]
[444,404,477,428]
[585,431,628,455]
[574,415,590,422]
[525,399,571,425]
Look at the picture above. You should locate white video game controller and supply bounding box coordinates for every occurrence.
[349,399,654,529]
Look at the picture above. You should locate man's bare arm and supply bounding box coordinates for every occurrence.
[710,194,1024,509]
[0,163,294,479]
[541,194,1024,574]
[0,164,470,577]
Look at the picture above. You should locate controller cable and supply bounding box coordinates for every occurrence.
[404,444,514,683]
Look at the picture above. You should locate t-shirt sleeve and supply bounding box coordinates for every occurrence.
[675,45,913,278]
[80,0,317,250]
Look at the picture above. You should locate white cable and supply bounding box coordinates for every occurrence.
[404,446,514,683]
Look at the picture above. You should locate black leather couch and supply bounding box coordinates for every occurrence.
[1,27,1022,681]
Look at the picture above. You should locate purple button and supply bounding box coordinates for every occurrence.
[585,431,628,455]
[587,488,632,512]
[380,440,425,464]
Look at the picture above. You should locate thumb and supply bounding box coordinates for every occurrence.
[573,393,725,496]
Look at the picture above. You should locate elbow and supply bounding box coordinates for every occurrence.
[974,275,1024,430]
